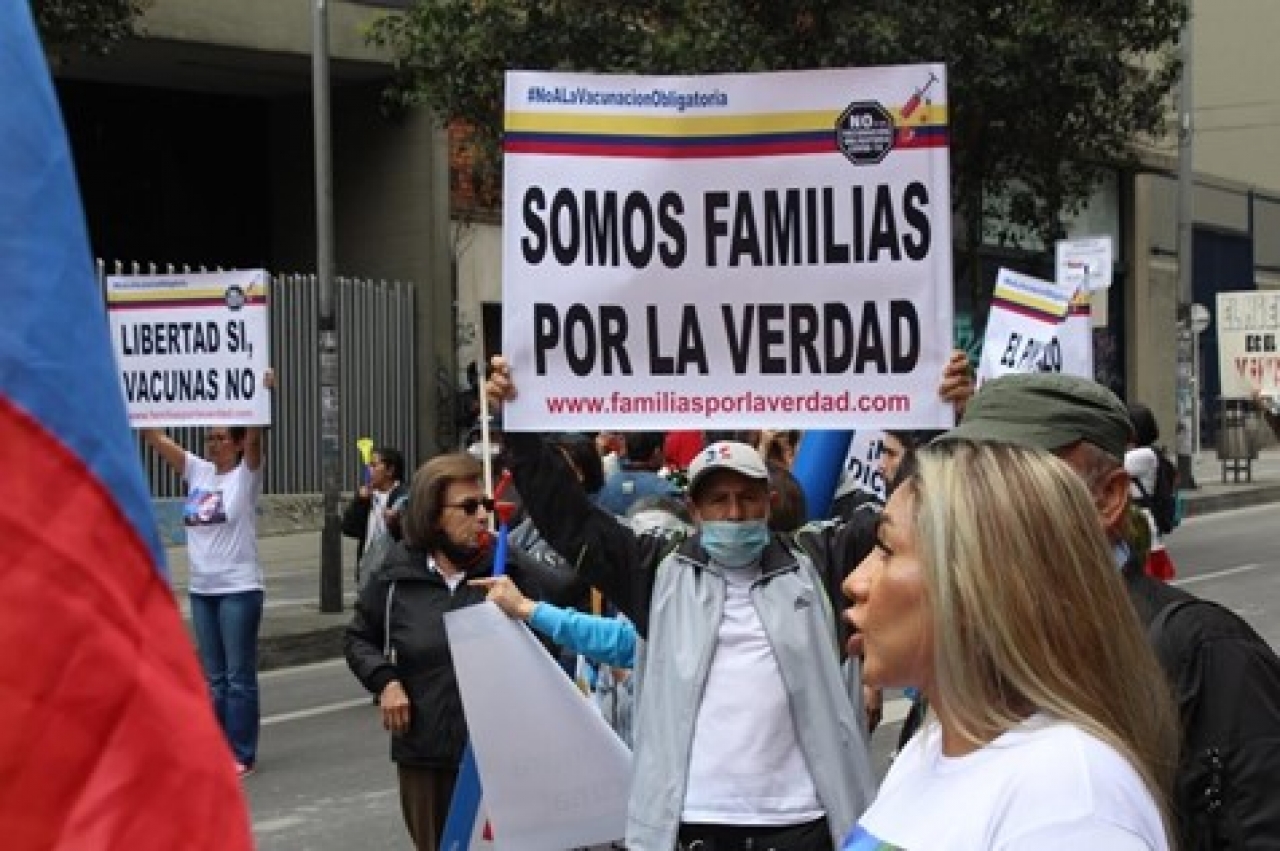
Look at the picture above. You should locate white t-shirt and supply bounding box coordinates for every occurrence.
[842,716,1168,851]
[184,452,264,595]
[682,565,823,825]
[366,489,390,544]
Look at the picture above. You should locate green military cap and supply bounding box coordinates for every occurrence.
[940,373,1133,460]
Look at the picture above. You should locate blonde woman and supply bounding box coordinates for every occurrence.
[841,441,1177,850]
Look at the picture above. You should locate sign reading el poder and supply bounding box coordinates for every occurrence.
[106,270,271,427]
[976,268,1073,384]
[502,66,954,430]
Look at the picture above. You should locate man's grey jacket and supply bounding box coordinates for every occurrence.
[504,432,878,851]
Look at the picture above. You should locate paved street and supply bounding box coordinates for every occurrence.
[241,502,1280,850]
[247,661,402,851]
[1163,502,1280,648]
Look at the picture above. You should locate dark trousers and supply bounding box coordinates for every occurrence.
[397,764,458,851]
[677,816,832,851]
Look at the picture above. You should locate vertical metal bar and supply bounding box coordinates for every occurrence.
[313,0,342,612]
[1175,7,1198,488]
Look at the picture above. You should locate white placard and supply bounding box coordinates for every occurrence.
[1216,290,1280,398]
[446,603,630,850]
[1056,236,1113,292]
[977,269,1072,384]
[502,66,954,431]
[1059,288,1095,378]
[106,270,271,427]
[840,430,888,503]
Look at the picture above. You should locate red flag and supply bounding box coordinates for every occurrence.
[0,4,253,848]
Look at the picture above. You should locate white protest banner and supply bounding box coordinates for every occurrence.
[1056,236,1112,292]
[106,270,271,428]
[1216,290,1280,398]
[502,66,954,431]
[445,603,630,850]
[976,269,1071,384]
[1058,288,1095,378]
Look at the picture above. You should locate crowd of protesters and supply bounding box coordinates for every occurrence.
[139,355,1280,851]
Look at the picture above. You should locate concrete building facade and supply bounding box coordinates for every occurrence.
[54,0,458,458]
[1126,0,1280,449]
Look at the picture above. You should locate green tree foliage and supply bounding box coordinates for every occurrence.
[33,0,144,60]
[372,0,1186,255]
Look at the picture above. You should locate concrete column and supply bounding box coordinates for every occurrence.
[1128,172,1179,433]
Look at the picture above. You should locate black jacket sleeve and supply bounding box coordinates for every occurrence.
[342,493,372,541]
[790,503,880,610]
[503,431,674,637]
[503,543,590,608]
[1155,602,1280,849]
[343,577,399,698]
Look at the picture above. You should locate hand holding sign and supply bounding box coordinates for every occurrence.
[939,350,974,416]
[486,355,516,410]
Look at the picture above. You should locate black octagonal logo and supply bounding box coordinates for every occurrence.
[835,101,895,166]
[224,285,246,311]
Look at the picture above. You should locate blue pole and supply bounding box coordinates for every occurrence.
[791,431,853,521]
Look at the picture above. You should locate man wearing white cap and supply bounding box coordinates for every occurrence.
[485,354,972,851]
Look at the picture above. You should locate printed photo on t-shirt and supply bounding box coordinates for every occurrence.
[184,488,227,526]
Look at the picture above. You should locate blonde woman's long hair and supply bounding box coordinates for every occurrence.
[910,440,1178,830]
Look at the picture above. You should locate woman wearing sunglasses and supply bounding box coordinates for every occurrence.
[344,451,572,851]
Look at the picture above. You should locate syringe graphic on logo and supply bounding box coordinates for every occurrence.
[902,71,938,121]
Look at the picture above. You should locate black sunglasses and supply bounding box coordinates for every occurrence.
[446,497,495,515]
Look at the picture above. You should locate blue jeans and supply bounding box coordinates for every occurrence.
[189,590,263,767]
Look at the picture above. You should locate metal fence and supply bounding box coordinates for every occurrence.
[101,262,418,497]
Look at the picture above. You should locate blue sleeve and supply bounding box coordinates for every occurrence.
[527,603,637,669]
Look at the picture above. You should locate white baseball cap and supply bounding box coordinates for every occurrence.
[686,441,770,499]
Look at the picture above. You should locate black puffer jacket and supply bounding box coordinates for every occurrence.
[1123,559,1280,850]
[344,541,576,767]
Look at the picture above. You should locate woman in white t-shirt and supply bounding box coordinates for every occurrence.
[144,408,269,780]
[840,441,1178,850]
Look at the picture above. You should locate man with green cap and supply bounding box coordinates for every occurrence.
[940,372,1280,850]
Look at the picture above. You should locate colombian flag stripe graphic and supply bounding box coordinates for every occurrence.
[505,107,948,159]
[991,293,1070,324]
[110,297,266,311]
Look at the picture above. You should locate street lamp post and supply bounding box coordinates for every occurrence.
[313,0,343,612]
[1174,5,1199,489]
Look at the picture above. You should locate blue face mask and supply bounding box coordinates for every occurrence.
[700,519,770,568]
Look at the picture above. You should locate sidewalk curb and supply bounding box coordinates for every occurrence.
[1184,484,1280,519]
[261,625,347,672]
